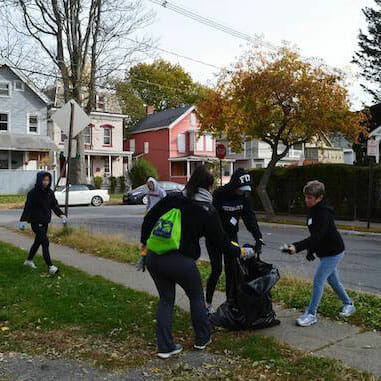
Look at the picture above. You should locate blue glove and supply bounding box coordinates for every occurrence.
[18,222,27,231]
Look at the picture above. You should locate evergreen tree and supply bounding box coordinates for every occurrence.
[353,1,381,102]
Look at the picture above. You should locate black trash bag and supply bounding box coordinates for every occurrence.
[210,252,281,330]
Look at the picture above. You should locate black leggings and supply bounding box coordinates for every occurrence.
[205,234,238,305]
[28,223,53,267]
[146,252,210,353]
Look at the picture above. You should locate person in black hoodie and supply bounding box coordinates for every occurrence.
[205,168,263,311]
[19,171,67,274]
[138,166,255,359]
[283,180,355,327]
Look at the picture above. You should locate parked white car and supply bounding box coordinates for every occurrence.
[55,184,110,207]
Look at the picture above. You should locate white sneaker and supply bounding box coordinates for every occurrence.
[48,265,59,275]
[157,344,183,359]
[296,312,317,327]
[194,338,212,350]
[340,304,356,317]
[24,260,37,269]
[206,303,215,315]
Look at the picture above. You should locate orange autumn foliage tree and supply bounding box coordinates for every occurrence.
[197,46,367,217]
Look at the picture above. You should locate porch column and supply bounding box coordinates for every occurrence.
[230,161,234,176]
[186,160,190,180]
[109,155,112,176]
[8,151,11,169]
[87,155,91,182]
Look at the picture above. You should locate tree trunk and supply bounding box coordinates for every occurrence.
[256,157,277,218]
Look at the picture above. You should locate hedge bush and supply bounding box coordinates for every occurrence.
[128,159,158,189]
[249,164,381,221]
[94,176,103,190]
[110,176,117,194]
[119,176,126,194]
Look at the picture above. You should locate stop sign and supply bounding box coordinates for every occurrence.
[216,143,226,159]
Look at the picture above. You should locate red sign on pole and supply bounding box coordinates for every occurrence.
[216,143,227,160]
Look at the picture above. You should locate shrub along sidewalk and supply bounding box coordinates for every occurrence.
[0,241,378,380]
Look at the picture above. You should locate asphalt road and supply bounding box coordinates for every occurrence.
[1,205,380,295]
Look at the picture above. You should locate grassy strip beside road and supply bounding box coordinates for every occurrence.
[0,242,377,380]
[17,225,381,332]
[0,194,26,209]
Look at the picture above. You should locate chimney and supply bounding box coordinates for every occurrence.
[146,105,155,115]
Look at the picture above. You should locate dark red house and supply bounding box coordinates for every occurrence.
[124,105,218,184]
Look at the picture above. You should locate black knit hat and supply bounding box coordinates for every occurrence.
[228,168,252,191]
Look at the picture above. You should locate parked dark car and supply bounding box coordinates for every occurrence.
[123,181,185,205]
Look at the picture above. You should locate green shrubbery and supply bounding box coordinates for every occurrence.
[250,164,381,221]
[128,159,158,189]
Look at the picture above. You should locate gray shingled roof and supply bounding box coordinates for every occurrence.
[0,134,59,151]
[129,105,193,133]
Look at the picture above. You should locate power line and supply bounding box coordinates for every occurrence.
[148,0,275,49]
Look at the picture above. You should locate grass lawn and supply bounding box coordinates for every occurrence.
[0,194,26,209]
[17,225,381,332]
[0,241,377,380]
[106,193,124,205]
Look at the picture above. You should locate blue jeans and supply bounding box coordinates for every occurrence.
[308,252,352,315]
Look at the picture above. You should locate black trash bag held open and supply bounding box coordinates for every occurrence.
[210,252,280,330]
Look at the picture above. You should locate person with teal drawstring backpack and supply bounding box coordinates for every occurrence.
[138,166,256,360]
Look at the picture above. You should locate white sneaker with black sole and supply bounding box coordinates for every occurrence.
[24,260,37,269]
[296,312,317,327]
[157,344,183,359]
[194,338,212,350]
[48,265,59,275]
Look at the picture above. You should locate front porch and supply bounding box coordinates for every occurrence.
[169,156,235,184]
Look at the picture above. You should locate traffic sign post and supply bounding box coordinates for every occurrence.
[216,143,227,186]
[51,100,90,217]
[366,138,378,229]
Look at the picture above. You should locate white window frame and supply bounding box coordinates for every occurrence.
[129,139,135,153]
[96,94,106,111]
[60,130,67,143]
[103,127,112,146]
[177,133,186,153]
[0,81,11,97]
[0,111,10,132]
[83,126,92,145]
[14,80,24,91]
[205,134,213,152]
[144,142,149,154]
[27,113,39,134]
[104,157,110,175]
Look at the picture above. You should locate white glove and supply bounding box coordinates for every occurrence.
[18,222,27,231]
[60,215,68,225]
[241,246,255,260]
[281,244,296,255]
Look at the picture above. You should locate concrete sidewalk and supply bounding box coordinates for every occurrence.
[0,227,380,377]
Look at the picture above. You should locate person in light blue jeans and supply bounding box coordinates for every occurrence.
[284,180,355,327]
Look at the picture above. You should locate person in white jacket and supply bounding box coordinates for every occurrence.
[146,177,166,212]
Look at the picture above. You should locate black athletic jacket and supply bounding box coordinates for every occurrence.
[20,172,63,225]
[293,200,345,258]
[212,169,262,240]
[141,192,241,260]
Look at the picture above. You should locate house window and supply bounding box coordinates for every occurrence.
[129,139,135,153]
[83,126,92,145]
[60,130,67,143]
[96,95,105,111]
[205,135,213,152]
[28,114,39,134]
[190,112,197,128]
[0,113,9,131]
[104,157,110,175]
[144,142,149,154]
[0,151,9,169]
[0,82,11,97]
[14,81,24,91]
[103,127,112,146]
[196,136,204,151]
[177,133,186,153]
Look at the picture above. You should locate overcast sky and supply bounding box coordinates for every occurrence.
[143,0,375,109]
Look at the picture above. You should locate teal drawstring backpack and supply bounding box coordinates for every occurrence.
[147,208,182,254]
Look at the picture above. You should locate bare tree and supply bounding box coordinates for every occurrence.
[3,0,154,183]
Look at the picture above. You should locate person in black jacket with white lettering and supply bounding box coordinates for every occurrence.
[139,166,256,359]
[19,172,66,274]
[205,168,263,311]
[283,180,355,327]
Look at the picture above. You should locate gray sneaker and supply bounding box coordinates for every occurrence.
[340,304,356,318]
[296,312,317,327]
[157,344,183,359]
